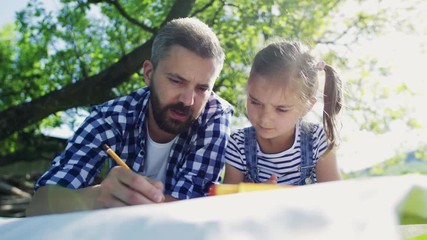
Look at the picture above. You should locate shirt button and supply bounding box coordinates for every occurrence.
[305,178,312,184]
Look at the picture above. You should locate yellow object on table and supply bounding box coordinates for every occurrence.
[208,183,293,196]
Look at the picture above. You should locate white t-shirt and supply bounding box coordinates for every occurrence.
[143,130,176,185]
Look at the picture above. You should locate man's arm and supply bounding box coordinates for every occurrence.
[26,166,165,216]
[25,185,100,216]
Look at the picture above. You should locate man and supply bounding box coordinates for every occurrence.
[26,17,233,216]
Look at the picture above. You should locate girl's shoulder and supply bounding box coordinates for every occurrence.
[229,128,247,143]
[230,126,255,136]
[299,121,327,148]
[299,121,328,157]
[299,121,324,137]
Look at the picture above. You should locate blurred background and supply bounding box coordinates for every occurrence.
[1,0,426,217]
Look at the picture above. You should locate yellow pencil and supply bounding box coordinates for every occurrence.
[103,144,131,171]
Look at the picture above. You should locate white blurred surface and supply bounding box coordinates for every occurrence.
[1,175,426,240]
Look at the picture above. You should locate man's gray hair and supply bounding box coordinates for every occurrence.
[151,17,225,69]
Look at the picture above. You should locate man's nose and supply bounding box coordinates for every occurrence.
[179,89,195,106]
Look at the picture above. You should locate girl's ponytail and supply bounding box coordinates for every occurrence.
[322,64,343,151]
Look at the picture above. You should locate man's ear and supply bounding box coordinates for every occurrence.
[143,60,154,86]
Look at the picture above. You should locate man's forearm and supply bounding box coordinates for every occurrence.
[25,185,100,216]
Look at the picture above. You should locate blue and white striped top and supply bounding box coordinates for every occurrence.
[225,121,328,184]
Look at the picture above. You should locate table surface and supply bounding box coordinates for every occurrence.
[1,175,426,240]
[399,224,427,239]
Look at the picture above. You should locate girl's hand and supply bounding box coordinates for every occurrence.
[264,174,278,184]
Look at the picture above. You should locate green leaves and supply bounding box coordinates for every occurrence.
[0,0,421,151]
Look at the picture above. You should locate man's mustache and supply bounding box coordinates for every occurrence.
[169,102,192,116]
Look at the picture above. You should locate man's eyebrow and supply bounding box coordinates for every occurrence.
[166,73,188,82]
[166,73,212,90]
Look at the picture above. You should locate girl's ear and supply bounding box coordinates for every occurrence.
[301,97,317,116]
[143,60,154,86]
[309,97,317,108]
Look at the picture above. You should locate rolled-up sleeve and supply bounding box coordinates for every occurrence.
[35,108,119,189]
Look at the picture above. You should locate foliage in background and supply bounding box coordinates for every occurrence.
[0,0,422,169]
[342,145,427,179]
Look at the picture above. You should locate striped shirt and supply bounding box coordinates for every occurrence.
[35,87,234,199]
[225,122,328,185]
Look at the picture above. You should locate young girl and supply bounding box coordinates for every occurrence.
[224,40,343,185]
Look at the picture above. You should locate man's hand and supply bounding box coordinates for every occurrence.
[95,166,165,208]
[26,166,166,216]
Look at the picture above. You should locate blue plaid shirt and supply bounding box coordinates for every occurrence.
[35,87,233,199]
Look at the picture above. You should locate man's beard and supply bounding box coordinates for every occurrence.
[149,86,195,135]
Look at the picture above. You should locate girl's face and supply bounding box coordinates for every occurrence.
[247,74,309,143]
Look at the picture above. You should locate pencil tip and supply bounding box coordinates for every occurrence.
[102,144,109,150]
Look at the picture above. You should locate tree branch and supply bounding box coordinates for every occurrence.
[207,0,226,26]
[191,0,215,17]
[0,0,196,140]
[86,0,156,33]
[316,15,368,46]
[0,39,153,140]
[67,24,89,78]
[108,0,156,33]
[162,0,195,27]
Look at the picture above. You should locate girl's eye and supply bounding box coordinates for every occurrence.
[277,108,288,113]
[250,100,260,106]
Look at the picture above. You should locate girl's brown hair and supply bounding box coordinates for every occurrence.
[250,40,343,151]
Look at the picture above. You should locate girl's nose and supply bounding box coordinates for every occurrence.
[259,108,272,125]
